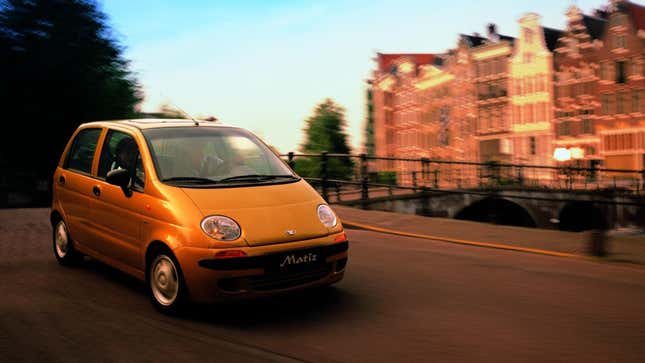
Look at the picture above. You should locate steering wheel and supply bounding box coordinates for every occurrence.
[201,156,229,176]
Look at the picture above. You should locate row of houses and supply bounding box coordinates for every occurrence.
[366,0,645,179]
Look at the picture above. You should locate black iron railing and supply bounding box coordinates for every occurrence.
[282,152,645,206]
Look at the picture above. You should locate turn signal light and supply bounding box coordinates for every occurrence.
[334,233,348,243]
[214,250,247,259]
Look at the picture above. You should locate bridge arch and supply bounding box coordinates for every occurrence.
[454,197,536,228]
[557,202,607,232]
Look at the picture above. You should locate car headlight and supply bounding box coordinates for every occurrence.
[201,215,241,241]
[317,204,337,228]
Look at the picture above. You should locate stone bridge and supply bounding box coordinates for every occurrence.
[334,188,645,231]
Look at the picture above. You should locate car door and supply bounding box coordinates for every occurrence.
[88,129,150,270]
[54,127,103,249]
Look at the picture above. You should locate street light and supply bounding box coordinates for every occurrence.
[553,148,571,162]
[570,147,584,160]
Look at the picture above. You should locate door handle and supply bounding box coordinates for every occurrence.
[92,185,101,197]
[58,176,66,185]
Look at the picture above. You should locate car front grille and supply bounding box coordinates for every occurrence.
[218,263,332,292]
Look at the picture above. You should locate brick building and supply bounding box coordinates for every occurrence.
[553,5,606,169]
[415,35,478,162]
[471,25,515,162]
[596,0,645,172]
[508,14,562,170]
[367,0,645,185]
[370,53,436,171]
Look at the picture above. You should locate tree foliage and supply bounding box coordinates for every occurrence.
[0,0,142,177]
[295,99,354,180]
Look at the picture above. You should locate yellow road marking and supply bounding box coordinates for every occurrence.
[343,220,645,271]
[342,220,577,258]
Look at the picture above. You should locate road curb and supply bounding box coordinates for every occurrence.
[342,220,579,258]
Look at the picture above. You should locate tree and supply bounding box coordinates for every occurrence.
[295,99,354,180]
[0,0,142,180]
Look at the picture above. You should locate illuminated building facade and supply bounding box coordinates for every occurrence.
[472,25,515,162]
[367,0,645,179]
[553,5,606,169]
[509,14,562,168]
[370,53,436,170]
[595,0,645,171]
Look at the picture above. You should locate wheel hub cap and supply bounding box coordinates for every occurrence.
[151,256,178,306]
[55,223,68,257]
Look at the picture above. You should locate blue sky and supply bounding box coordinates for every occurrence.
[101,0,642,153]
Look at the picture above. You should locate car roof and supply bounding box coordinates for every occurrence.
[80,118,238,130]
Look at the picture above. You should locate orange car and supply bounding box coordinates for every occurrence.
[51,119,348,313]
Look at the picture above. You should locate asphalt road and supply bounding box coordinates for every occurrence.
[2,209,645,362]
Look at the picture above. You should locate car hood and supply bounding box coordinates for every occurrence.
[180,180,329,246]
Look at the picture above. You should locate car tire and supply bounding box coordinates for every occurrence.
[147,249,188,315]
[53,220,82,266]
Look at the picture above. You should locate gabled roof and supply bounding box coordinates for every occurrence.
[498,34,516,46]
[461,33,515,48]
[376,53,436,72]
[460,34,487,48]
[582,14,607,40]
[543,27,564,51]
[626,1,645,31]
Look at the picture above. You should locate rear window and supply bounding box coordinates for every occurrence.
[64,128,102,174]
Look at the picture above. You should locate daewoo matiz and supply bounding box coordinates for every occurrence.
[51,119,348,313]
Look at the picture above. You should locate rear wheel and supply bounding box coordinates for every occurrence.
[147,250,188,314]
[52,220,82,266]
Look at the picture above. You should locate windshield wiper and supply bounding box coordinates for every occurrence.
[217,174,297,183]
[162,176,218,184]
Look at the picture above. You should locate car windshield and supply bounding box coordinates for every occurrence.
[142,127,296,186]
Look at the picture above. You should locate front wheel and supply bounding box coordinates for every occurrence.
[147,251,188,314]
[53,220,82,266]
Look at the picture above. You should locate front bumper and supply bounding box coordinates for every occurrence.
[174,237,348,303]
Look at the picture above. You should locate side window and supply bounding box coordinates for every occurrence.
[98,130,145,190]
[64,128,102,174]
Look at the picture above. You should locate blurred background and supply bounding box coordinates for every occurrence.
[1,0,644,212]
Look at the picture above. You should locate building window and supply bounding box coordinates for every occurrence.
[602,94,610,114]
[513,105,520,124]
[616,61,627,83]
[559,121,570,136]
[527,104,535,123]
[614,35,626,49]
[523,52,534,63]
[631,57,641,77]
[617,93,625,113]
[386,130,394,145]
[501,107,508,129]
[524,28,534,43]
[611,14,625,27]
[582,119,592,134]
[600,62,608,80]
[633,91,641,113]
[529,136,536,155]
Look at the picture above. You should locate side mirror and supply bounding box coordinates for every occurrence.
[106,168,132,197]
